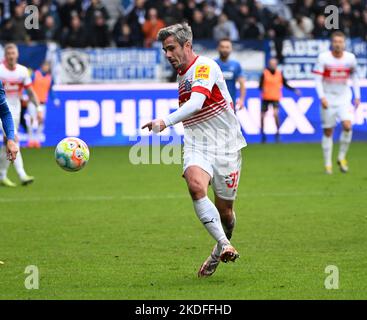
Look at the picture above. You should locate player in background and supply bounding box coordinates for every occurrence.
[0,43,42,187]
[313,31,360,174]
[0,82,18,168]
[28,60,53,148]
[142,23,247,277]
[215,38,246,113]
[259,58,300,143]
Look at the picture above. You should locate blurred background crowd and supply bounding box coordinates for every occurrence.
[0,0,366,48]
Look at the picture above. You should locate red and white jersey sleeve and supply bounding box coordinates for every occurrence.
[0,63,32,109]
[313,51,358,104]
[177,56,246,154]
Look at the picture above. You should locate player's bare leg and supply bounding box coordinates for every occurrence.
[273,106,280,143]
[198,195,239,277]
[184,166,234,277]
[322,127,334,174]
[337,120,352,173]
[260,111,266,143]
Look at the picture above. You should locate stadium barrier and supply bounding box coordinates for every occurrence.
[35,80,367,146]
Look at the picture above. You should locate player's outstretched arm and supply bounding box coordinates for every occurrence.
[142,92,206,132]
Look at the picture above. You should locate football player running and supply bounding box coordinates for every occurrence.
[0,43,42,187]
[142,23,246,277]
[313,31,360,174]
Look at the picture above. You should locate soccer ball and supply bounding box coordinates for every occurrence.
[55,137,90,172]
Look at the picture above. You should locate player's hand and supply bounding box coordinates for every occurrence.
[6,139,18,162]
[236,99,245,110]
[141,119,166,133]
[353,98,360,108]
[37,110,44,124]
[321,97,328,109]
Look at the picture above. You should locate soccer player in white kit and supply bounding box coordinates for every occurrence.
[313,31,360,174]
[142,23,246,277]
[0,43,42,187]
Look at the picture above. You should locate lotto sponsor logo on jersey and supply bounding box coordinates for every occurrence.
[194,65,210,80]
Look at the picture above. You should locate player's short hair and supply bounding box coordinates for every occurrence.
[331,31,345,40]
[218,38,232,45]
[157,23,193,47]
[4,43,18,53]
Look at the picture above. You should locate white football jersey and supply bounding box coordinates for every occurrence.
[177,55,246,154]
[313,50,358,104]
[0,63,32,116]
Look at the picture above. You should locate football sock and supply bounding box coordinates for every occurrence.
[36,123,44,142]
[193,196,229,246]
[338,130,352,161]
[13,147,27,180]
[214,211,236,257]
[0,146,10,180]
[322,135,333,167]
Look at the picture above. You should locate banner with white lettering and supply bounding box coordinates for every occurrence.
[55,48,161,84]
[35,82,367,147]
[278,39,367,80]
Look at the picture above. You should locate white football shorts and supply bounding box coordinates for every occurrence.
[321,103,354,129]
[183,149,243,201]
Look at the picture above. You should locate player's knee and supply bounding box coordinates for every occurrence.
[324,129,333,137]
[343,123,352,131]
[187,179,206,200]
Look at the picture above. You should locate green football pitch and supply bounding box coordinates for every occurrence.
[0,142,366,300]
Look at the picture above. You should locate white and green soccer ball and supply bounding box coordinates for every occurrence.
[55,137,90,172]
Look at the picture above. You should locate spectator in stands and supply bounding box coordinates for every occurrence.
[142,7,165,48]
[58,0,83,30]
[0,18,15,41]
[213,13,239,41]
[126,0,146,47]
[113,19,134,47]
[10,3,29,42]
[86,11,110,47]
[61,14,86,48]
[202,2,217,31]
[289,13,314,39]
[240,16,263,40]
[42,15,59,42]
[161,0,184,26]
[267,15,289,63]
[191,9,212,40]
[312,14,331,39]
[85,0,109,29]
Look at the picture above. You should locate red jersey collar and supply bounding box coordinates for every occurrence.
[178,55,199,76]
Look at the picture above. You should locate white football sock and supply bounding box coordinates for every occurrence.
[214,211,237,257]
[322,135,333,167]
[193,196,229,247]
[13,146,27,180]
[338,130,352,161]
[0,146,10,180]
[36,122,44,142]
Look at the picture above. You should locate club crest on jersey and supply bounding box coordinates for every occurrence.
[184,79,191,91]
[194,65,210,80]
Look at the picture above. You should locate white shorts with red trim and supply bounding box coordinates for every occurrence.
[183,149,243,201]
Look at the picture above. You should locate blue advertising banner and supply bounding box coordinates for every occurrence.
[55,48,161,84]
[278,39,367,80]
[37,82,367,147]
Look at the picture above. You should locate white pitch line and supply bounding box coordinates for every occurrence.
[0,191,365,203]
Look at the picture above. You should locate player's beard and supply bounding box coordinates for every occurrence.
[219,52,230,61]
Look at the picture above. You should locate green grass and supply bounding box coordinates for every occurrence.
[0,142,366,300]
